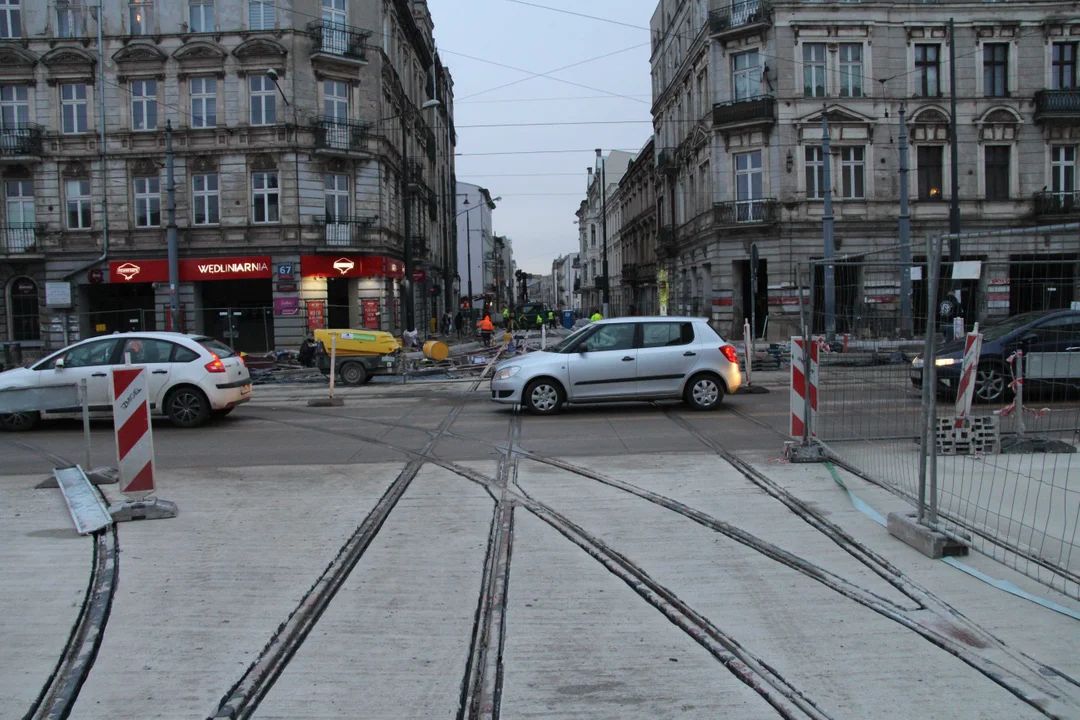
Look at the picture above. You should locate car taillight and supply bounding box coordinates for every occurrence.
[720,345,739,364]
[205,352,227,373]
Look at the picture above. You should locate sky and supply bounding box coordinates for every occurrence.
[426,0,659,275]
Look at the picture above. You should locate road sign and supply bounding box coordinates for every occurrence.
[110,367,155,498]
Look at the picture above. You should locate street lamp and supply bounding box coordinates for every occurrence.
[456,192,500,320]
[596,149,610,318]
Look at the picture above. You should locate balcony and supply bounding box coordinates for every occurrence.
[316,215,377,247]
[656,147,678,175]
[0,124,44,159]
[1033,191,1080,218]
[709,0,772,40]
[406,160,424,186]
[622,263,638,284]
[307,20,371,62]
[0,223,43,254]
[313,116,374,154]
[1034,89,1080,123]
[714,199,780,227]
[424,126,436,162]
[411,235,429,258]
[712,96,776,131]
[428,195,438,220]
[656,225,677,258]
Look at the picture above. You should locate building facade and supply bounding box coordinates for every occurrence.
[618,137,659,315]
[551,252,579,311]
[455,183,494,312]
[577,150,633,317]
[651,0,1080,339]
[0,0,457,356]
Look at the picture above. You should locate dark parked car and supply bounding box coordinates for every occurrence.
[911,310,1080,403]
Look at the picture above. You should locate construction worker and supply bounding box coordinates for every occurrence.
[590,310,603,322]
[477,314,495,347]
[502,307,510,328]
[535,313,543,329]
[547,309,555,327]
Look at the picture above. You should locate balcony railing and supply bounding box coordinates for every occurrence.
[406,160,424,186]
[1034,89,1080,121]
[0,123,44,157]
[316,215,377,247]
[709,0,771,36]
[0,223,42,253]
[622,263,638,284]
[714,198,780,226]
[656,225,677,258]
[657,147,678,174]
[1034,190,1080,217]
[307,20,371,61]
[313,116,374,153]
[424,126,436,162]
[411,235,429,258]
[713,96,776,128]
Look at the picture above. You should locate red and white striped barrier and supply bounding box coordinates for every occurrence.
[790,336,819,439]
[954,323,983,429]
[110,366,156,498]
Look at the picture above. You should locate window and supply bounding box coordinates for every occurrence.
[61,83,88,134]
[732,50,761,101]
[983,43,1008,97]
[590,225,596,248]
[5,180,34,251]
[323,80,347,120]
[129,0,152,34]
[188,0,214,32]
[1051,146,1076,204]
[252,171,279,223]
[917,146,944,200]
[63,338,120,368]
[249,75,276,125]
[65,179,91,229]
[803,43,826,97]
[839,44,863,98]
[120,338,174,364]
[130,80,157,131]
[248,0,274,30]
[0,0,20,38]
[192,173,219,225]
[1052,42,1077,90]
[324,173,348,219]
[841,146,865,199]
[984,145,1009,200]
[56,1,84,38]
[173,345,200,363]
[134,176,160,227]
[735,150,763,222]
[804,146,824,199]
[0,85,28,128]
[914,44,940,97]
[190,77,216,128]
[8,277,38,341]
[642,322,694,348]
[580,323,635,353]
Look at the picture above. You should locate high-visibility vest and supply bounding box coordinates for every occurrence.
[478,317,494,331]
[535,314,543,325]
[548,311,554,320]
[591,313,603,322]
[503,309,509,318]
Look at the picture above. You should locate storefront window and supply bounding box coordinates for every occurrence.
[8,275,39,341]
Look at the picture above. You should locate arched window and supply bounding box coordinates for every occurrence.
[8,276,39,341]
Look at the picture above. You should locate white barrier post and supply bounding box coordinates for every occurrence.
[329,333,337,400]
[79,378,91,472]
[108,366,176,521]
[743,318,753,387]
[953,322,982,430]
[790,336,818,440]
[542,322,547,350]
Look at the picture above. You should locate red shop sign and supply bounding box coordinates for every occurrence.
[307,301,325,330]
[412,269,427,283]
[110,256,272,283]
[300,255,405,279]
[363,298,380,329]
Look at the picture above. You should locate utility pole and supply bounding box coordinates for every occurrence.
[402,113,415,333]
[166,120,179,329]
[821,108,836,341]
[948,17,961,289]
[465,201,474,322]
[597,149,610,318]
[898,105,913,338]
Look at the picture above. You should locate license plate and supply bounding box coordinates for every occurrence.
[240,385,251,395]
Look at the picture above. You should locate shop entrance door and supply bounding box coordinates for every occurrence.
[326,277,351,329]
[83,283,156,336]
[200,279,274,352]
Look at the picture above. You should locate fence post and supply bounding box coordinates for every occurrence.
[1015,349,1026,438]
[329,333,337,400]
[80,378,91,472]
[917,234,942,524]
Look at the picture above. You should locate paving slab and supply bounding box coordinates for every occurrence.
[0,473,92,717]
[516,456,1045,719]
[501,511,779,720]
[255,465,493,720]
[72,463,403,720]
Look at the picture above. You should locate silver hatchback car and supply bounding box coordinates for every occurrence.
[490,317,742,414]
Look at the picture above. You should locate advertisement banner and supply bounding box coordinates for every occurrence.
[300,255,406,280]
[110,256,272,283]
[363,298,380,329]
[274,297,301,316]
[307,301,325,330]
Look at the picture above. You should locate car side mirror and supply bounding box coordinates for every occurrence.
[54,358,65,370]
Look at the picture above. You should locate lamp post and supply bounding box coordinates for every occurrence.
[596,149,610,318]
[456,193,500,323]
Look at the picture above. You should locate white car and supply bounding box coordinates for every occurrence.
[0,332,251,431]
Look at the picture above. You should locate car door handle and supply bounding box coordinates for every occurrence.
[683,351,697,357]
[622,356,634,362]
[152,370,168,375]
[91,372,107,377]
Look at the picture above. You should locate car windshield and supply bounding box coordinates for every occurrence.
[979,312,1055,341]
[549,324,594,353]
[197,338,237,358]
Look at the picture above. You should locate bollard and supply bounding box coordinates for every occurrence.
[80,378,91,472]
[743,318,753,387]
[329,333,337,400]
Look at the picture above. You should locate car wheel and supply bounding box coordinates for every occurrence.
[0,411,39,432]
[166,387,210,428]
[685,373,724,411]
[523,379,564,415]
[339,362,367,386]
[974,362,1009,404]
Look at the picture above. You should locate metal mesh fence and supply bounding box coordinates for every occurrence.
[804,228,1080,599]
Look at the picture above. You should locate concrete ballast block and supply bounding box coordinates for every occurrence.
[887,511,968,559]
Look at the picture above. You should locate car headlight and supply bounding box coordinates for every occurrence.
[496,366,521,380]
[935,357,959,367]
[912,357,923,369]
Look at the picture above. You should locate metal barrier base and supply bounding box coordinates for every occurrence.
[1000,436,1077,454]
[109,498,178,523]
[784,441,827,463]
[887,512,968,559]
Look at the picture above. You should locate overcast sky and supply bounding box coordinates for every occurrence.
[426,0,658,275]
